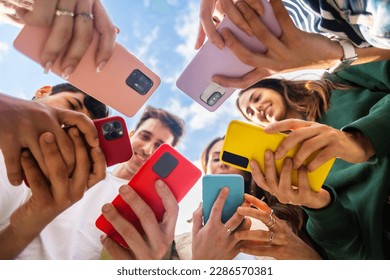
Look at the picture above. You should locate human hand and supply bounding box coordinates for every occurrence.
[196,0,264,50]
[100,180,178,260]
[212,0,343,89]
[191,187,250,259]
[264,119,375,171]
[0,93,100,186]
[249,153,331,209]
[235,194,322,259]
[10,128,104,242]
[16,0,117,76]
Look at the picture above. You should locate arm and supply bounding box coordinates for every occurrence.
[0,92,100,185]
[100,180,178,260]
[15,0,116,75]
[0,128,105,259]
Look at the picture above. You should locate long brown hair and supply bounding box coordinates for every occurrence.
[237,78,346,122]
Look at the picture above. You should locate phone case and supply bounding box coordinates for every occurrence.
[221,120,336,192]
[202,174,244,224]
[176,0,282,112]
[13,25,160,117]
[95,143,202,248]
[93,116,133,167]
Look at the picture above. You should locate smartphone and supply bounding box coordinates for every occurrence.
[176,0,282,112]
[220,120,336,192]
[95,143,202,248]
[93,116,133,167]
[13,25,160,117]
[202,174,244,224]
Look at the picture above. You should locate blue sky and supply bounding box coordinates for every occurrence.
[0,0,247,233]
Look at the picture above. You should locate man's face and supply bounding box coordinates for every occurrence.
[124,118,175,176]
[35,91,92,119]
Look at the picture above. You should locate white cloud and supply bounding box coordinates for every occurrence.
[0,40,9,61]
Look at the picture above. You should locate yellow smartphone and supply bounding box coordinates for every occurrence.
[220,120,335,192]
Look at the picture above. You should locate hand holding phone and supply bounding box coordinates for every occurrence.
[95,144,202,248]
[221,120,335,192]
[176,0,281,112]
[202,174,244,224]
[13,25,160,117]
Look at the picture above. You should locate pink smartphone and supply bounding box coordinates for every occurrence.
[176,0,281,112]
[95,143,201,248]
[93,116,133,167]
[13,25,160,117]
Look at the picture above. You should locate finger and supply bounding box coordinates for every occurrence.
[59,0,94,74]
[39,132,69,202]
[87,146,106,188]
[195,22,207,50]
[306,149,335,172]
[101,202,147,253]
[278,158,294,204]
[192,203,204,236]
[242,0,265,16]
[292,133,325,169]
[199,0,224,49]
[242,193,272,213]
[16,0,58,26]
[269,0,297,31]
[93,0,117,71]
[155,180,179,236]
[213,67,272,89]
[274,126,320,161]
[56,108,99,147]
[236,205,270,226]
[225,211,244,232]
[38,0,77,71]
[2,144,24,186]
[67,127,90,200]
[20,150,50,201]
[236,217,252,231]
[249,160,271,194]
[209,187,229,223]
[100,235,133,260]
[263,150,279,190]
[220,0,253,36]
[49,124,75,175]
[235,229,270,242]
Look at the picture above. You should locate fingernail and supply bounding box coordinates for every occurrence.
[237,2,246,12]
[102,203,112,213]
[61,66,73,80]
[156,180,164,189]
[265,150,272,160]
[216,41,224,50]
[22,150,30,157]
[249,160,256,169]
[119,185,129,194]
[96,61,107,73]
[72,128,80,137]
[94,137,100,147]
[274,152,281,160]
[43,61,52,74]
[43,133,54,144]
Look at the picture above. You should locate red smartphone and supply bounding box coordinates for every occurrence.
[176,0,282,112]
[95,143,202,248]
[13,25,160,117]
[93,116,133,167]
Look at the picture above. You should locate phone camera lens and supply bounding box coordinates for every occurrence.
[102,123,112,132]
[109,131,118,139]
[207,91,222,106]
[113,121,122,129]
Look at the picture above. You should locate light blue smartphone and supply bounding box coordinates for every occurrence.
[202,174,244,224]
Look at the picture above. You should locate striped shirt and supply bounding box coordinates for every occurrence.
[282,0,370,47]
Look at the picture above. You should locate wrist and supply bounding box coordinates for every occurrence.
[327,39,358,73]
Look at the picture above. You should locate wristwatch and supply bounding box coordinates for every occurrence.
[328,39,358,73]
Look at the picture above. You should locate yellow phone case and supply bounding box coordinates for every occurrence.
[220,120,335,192]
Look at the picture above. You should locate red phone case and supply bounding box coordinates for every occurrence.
[95,143,201,248]
[93,116,133,167]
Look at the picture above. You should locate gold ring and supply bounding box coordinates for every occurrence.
[55,9,75,17]
[76,12,94,20]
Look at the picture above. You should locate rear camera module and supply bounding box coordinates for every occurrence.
[126,69,154,95]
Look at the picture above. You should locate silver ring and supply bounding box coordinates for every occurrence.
[268,231,274,244]
[76,12,94,20]
[292,185,299,191]
[224,224,231,234]
[55,9,75,17]
[265,209,275,228]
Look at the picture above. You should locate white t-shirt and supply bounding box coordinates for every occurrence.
[0,151,128,259]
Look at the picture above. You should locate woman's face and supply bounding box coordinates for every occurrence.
[206,140,245,176]
[238,87,288,126]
